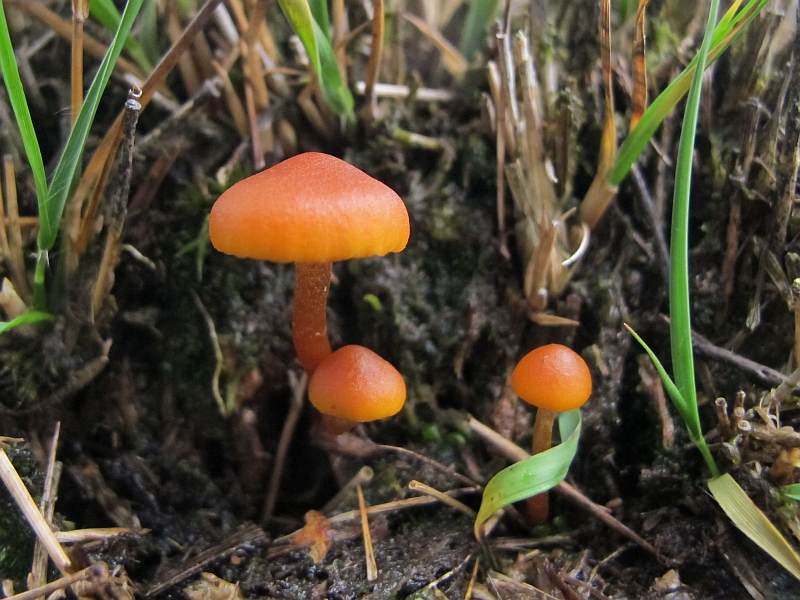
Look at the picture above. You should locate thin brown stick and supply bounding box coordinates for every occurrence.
[363,0,385,120]
[3,156,29,301]
[263,371,307,519]
[578,0,618,229]
[630,0,650,129]
[0,449,71,574]
[3,565,98,600]
[8,1,144,80]
[30,423,63,595]
[69,0,224,264]
[373,443,477,487]
[70,0,88,126]
[408,480,476,517]
[466,415,658,557]
[356,484,378,581]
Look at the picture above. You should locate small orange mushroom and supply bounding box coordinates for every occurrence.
[209,152,409,373]
[309,345,406,432]
[511,343,592,524]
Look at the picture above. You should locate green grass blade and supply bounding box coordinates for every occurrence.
[669,0,719,442]
[783,484,800,501]
[89,0,153,72]
[37,0,144,252]
[709,474,800,580]
[308,0,330,40]
[608,0,768,186]
[0,2,48,209]
[624,324,689,416]
[0,310,52,334]
[277,0,353,117]
[459,0,501,60]
[625,323,719,476]
[311,18,353,117]
[474,410,581,538]
[278,0,322,76]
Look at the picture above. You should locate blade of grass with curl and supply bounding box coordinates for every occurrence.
[628,0,800,580]
[474,410,581,539]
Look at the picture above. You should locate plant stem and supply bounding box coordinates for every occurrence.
[293,262,332,372]
[526,407,556,523]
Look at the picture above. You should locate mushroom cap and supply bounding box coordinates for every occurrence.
[209,152,410,262]
[309,345,406,422]
[511,344,592,412]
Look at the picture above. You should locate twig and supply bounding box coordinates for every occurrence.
[273,487,480,544]
[190,290,226,417]
[373,443,478,487]
[2,565,98,600]
[362,0,385,120]
[356,484,378,581]
[30,422,63,594]
[70,0,88,126]
[145,523,267,597]
[663,316,792,388]
[408,480,476,517]
[466,415,659,557]
[322,466,373,514]
[0,447,71,574]
[2,156,30,301]
[263,371,307,519]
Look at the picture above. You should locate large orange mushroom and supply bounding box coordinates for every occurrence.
[511,344,592,524]
[309,344,406,433]
[209,152,410,372]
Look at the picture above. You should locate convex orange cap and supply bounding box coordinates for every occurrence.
[209,152,410,263]
[309,345,406,422]
[511,344,592,412]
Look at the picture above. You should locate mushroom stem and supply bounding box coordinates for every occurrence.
[526,407,556,524]
[293,262,333,373]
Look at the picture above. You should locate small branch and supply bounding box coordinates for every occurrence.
[263,371,307,519]
[0,448,71,574]
[356,484,378,581]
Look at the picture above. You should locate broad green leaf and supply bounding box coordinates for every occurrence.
[459,0,501,60]
[0,310,52,335]
[608,0,768,186]
[709,474,800,580]
[474,410,581,538]
[783,484,800,502]
[38,0,144,252]
[0,2,48,210]
[89,0,154,72]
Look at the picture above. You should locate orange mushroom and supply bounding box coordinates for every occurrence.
[309,344,406,433]
[209,152,409,373]
[511,343,592,524]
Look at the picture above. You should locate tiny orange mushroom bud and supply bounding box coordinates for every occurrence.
[309,345,406,424]
[209,153,410,373]
[511,344,592,524]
